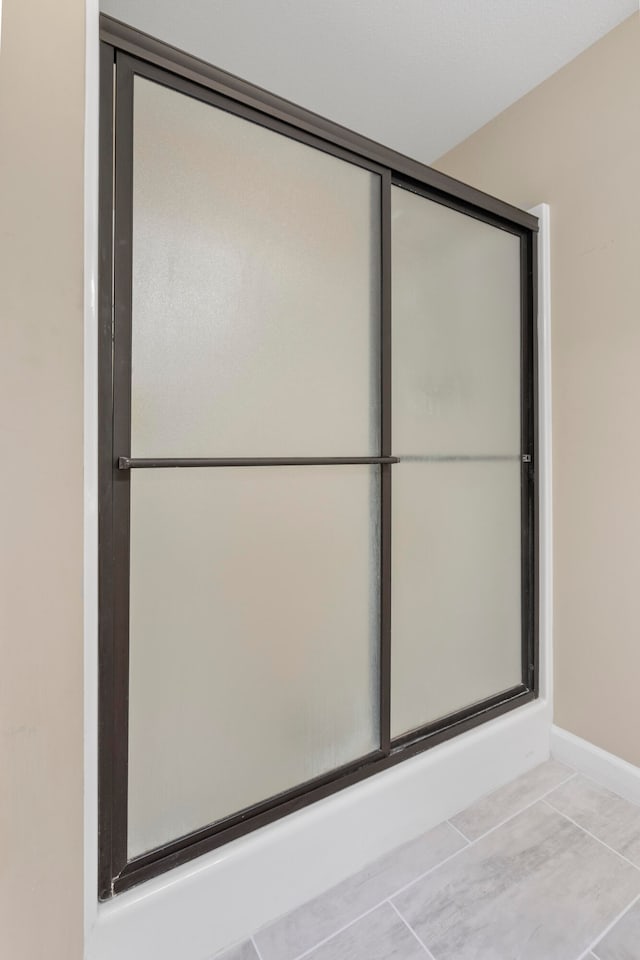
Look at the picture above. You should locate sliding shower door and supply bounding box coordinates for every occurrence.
[99,32,536,897]
[125,75,382,857]
[390,187,526,738]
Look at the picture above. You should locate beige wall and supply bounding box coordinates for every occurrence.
[436,13,640,766]
[0,0,85,957]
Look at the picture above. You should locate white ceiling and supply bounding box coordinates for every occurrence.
[101,0,637,163]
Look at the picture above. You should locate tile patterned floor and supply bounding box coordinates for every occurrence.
[216,762,640,960]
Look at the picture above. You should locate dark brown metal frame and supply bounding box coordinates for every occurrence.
[98,15,538,900]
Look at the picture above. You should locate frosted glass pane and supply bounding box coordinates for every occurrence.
[391,187,521,456]
[131,77,380,457]
[127,466,379,856]
[391,461,522,737]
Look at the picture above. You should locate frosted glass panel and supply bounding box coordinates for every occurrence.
[127,466,379,856]
[391,461,522,737]
[131,77,380,457]
[391,186,521,456]
[390,186,523,736]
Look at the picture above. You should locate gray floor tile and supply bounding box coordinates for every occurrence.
[215,941,260,960]
[254,822,464,960]
[450,760,574,840]
[593,898,640,960]
[393,801,640,960]
[304,904,427,960]
[547,775,640,867]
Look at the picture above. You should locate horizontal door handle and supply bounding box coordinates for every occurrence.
[117,456,401,469]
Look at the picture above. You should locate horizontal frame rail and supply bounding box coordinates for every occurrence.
[396,454,525,463]
[100,14,538,232]
[113,685,533,894]
[118,456,401,469]
[118,455,527,469]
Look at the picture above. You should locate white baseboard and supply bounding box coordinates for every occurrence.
[551,725,640,805]
[86,700,550,960]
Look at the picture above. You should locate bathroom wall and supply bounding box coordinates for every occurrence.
[0,0,85,956]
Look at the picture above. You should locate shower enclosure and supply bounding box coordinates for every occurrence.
[98,17,537,898]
